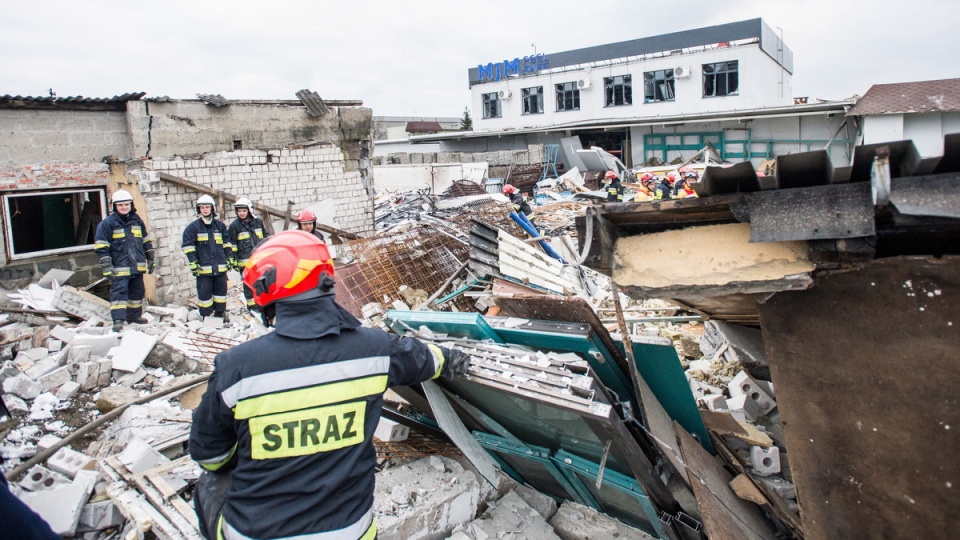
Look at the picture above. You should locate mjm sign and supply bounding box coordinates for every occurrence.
[478,54,550,82]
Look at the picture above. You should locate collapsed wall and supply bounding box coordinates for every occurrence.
[138,145,375,304]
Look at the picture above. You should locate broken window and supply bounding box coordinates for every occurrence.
[555,82,580,112]
[482,92,501,119]
[604,75,632,107]
[521,86,544,115]
[643,69,675,103]
[2,188,106,260]
[703,61,739,97]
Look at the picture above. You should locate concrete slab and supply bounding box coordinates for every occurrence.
[37,365,72,392]
[513,484,558,521]
[450,490,560,540]
[56,380,81,400]
[109,330,158,373]
[50,325,78,344]
[17,469,97,536]
[72,334,120,358]
[550,501,656,540]
[96,386,140,413]
[118,435,169,475]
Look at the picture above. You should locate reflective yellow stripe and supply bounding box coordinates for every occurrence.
[197,233,209,241]
[246,299,256,307]
[217,265,228,273]
[427,344,445,379]
[128,300,143,308]
[95,241,110,249]
[143,235,152,243]
[197,299,214,308]
[214,233,223,245]
[131,226,143,238]
[136,263,148,272]
[112,231,125,239]
[234,375,388,420]
[237,232,250,240]
[255,229,264,239]
[183,246,196,254]
[110,304,128,311]
[197,444,237,472]
[115,269,131,277]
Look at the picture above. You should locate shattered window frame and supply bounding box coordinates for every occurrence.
[482,92,502,119]
[604,75,633,107]
[2,187,108,260]
[643,69,675,103]
[521,86,544,115]
[555,82,580,112]
[702,61,739,97]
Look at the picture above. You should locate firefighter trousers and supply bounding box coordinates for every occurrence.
[195,274,227,317]
[109,274,144,323]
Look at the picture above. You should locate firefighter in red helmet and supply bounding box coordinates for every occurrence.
[296,209,326,241]
[190,231,471,540]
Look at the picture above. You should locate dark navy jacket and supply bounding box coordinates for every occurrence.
[509,192,533,216]
[189,297,446,539]
[94,211,153,276]
[227,216,268,264]
[182,218,233,275]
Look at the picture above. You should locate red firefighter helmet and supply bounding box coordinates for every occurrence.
[640,172,654,182]
[296,209,317,224]
[666,172,677,184]
[242,230,335,307]
[502,184,517,195]
[604,170,617,179]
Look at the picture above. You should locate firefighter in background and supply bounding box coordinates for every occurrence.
[675,171,700,198]
[634,172,656,202]
[601,170,625,202]
[502,183,539,232]
[227,197,269,313]
[655,174,674,200]
[95,189,155,333]
[182,195,236,322]
[295,209,326,242]
[189,231,471,540]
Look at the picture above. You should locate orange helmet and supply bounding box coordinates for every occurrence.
[296,209,317,224]
[666,172,677,184]
[502,184,517,195]
[604,171,618,179]
[640,172,654,182]
[243,230,335,307]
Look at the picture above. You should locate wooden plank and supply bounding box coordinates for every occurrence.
[700,410,774,447]
[675,423,777,540]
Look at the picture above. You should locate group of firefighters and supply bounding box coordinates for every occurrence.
[606,169,700,202]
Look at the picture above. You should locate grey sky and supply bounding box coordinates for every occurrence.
[3,0,958,118]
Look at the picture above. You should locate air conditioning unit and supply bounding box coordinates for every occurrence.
[577,78,592,90]
[674,66,692,78]
[497,89,512,100]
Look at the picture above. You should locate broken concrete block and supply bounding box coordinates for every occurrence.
[24,347,50,361]
[750,445,781,477]
[48,446,96,479]
[374,456,495,539]
[173,306,190,323]
[56,380,81,400]
[37,365,72,392]
[75,362,100,391]
[109,330,158,373]
[50,325,77,344]
[12,352,35,371]
[51,285,112,321]
[727,394,760,423]
[550,500,655,540]
[77,499,125,533]
[4,375,43,400]
[115,367,146,387]
[37,434,62,451]
[728,371,776,416]
[374,418,410,442]
[17,469,97,537]
[513,483,558,521]
[47,339,63,352]
[118,435,168,474]
[701,394,728,412]
[701,320,770,379]
[202,316,224,329]
[2,392,28,413]
[756,476,796,499]
[25,357,58,380]
[450,490,561,540]
[19,465,72,492]
[97,386,140,413]
[68,345,92,364]
[97,358,113,386]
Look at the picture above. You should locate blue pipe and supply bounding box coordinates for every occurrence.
[509,212,568,264]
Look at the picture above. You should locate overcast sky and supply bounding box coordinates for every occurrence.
[3,0,958,118]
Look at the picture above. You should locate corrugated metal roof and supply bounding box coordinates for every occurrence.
[295,89,330,117]
[0,92,145,104]
[847,78,960,116]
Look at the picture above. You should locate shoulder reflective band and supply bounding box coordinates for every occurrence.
[250,401,366,459]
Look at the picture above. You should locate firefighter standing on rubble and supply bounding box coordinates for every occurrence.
[189,230,471,540]
[295,209,327,242]
[227,198,269,313]
[182,195,236,322]
[95,189,155,333]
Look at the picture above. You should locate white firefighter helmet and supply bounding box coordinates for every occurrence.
[196,194,217,216]
[111,189,134,205]
[234,197,253,211]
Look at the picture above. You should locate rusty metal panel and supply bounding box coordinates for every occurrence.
[889,173,960,218]
[758,256,960,540]
[775,149,833,189]
[746,182,874,242]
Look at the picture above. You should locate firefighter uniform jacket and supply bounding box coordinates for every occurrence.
[227,216,268,265]
[94,211,154,276]
[182,218,233,275]
[509,191,533,216]
[605,178,624,202]
[189,296,450,540]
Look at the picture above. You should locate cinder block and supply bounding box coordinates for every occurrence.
[47,446,95,478]
[17,469,97,537]
[25,357,59,380]
[68,345,92,363]
[756,475,795,499]
[729,371,777,416]
[37,434,62,451]
[19,465,72,492]
[701,394,728,411]
[77,500,125,533]
[38,366,72,392]
[50,325,77,344]
[4,375,42,400]
[727,394,760,423]
[47,339,63,352]
[97,359,113,386]
[374,418,409,442]
[750,445,781,477]
[57,380,81,400]
[75,362,99,390]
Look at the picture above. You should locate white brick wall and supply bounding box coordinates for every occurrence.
[142,146,373,304]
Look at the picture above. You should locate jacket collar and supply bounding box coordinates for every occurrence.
[274,295,361,339]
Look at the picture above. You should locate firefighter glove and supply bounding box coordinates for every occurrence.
[147,259,156,274]
[227,258,240,272]
[101,263,114,280]
[189,261,201,276]
[439,346,471,381]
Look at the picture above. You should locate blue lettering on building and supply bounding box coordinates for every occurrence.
[478,54,550,82]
